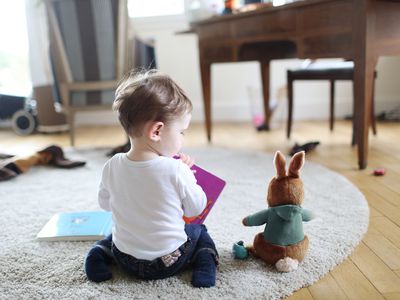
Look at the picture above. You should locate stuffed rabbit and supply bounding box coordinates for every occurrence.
[242,151,313,272]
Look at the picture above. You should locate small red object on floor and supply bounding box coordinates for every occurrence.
[373,168,385,176]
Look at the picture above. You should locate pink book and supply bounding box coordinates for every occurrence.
[183,164,226,224]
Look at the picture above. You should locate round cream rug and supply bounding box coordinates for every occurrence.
[0,147,369,299]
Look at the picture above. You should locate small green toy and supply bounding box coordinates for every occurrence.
[232,241,249,259]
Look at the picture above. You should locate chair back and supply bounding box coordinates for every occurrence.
[45,0,128,107]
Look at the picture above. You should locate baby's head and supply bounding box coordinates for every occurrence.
[113,69,192,138]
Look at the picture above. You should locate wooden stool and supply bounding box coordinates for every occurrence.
[287,62,377,144]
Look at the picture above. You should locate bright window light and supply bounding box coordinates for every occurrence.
[128,0,185,18]
[0,0,31,96]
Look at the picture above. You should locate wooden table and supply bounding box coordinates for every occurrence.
[191,0,400,169]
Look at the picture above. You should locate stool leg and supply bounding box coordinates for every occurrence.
[68,110,75,147]
[371,76,377,135]
[330,79,335,131]
[351,78,356,146]
[287,73,293,139]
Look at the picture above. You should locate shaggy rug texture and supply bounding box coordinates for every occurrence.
[0,147,369,300]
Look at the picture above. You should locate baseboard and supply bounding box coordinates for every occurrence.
[37,124,70,133]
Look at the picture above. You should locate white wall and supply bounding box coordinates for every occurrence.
[25,0,52,87]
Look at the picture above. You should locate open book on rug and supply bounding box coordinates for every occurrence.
[36,211,112,241]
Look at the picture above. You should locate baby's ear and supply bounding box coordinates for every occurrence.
[288,151,305,178]
[148,121,164,142]
[274,151,286,179]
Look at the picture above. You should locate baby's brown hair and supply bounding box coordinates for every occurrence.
[113,69,192,137]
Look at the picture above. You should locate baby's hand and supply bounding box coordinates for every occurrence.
[179,153,195,169]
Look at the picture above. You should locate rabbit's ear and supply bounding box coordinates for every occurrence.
[288,151,305,178]
[274,151,286,179]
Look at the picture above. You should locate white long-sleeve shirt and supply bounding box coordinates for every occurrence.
[98,154,207,260]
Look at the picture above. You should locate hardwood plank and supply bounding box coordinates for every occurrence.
[370,207,383,217]
[363,231,400,270]
[308,273,349,300]
[383,293,400,300]
[367,183,400,208]
[367,226,381,235]
[350,242,400,294]
[371,171,400,196]
[360,189,400,226]
[370,216,400,248]
[330,259,383,299]
[286,287,314,300]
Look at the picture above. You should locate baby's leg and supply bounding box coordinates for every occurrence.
[191,225,218,288]
[84,234,113,282]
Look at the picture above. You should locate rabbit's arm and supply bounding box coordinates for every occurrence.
[301,208,314,222]
[242,209,269,226]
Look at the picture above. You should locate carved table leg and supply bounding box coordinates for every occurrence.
[200,61,212,142]
[260,60,272,130]
[353,0,377,169]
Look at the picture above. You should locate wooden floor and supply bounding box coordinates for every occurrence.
[1,120,400,299]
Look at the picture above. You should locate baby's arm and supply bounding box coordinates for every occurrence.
[242,209,269,226]
[98,163,111,211]
[178,161,207,217]
[178,152,195,169]
[98,182,111,211]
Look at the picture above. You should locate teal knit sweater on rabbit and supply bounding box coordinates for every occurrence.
[243,204,313,246]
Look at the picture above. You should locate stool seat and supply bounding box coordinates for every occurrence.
[286,61,377,144]
[288,67,353,79]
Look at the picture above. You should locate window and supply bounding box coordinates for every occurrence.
[0,0,31,96]
[128,0,185,18]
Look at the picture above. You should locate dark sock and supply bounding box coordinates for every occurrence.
[84,234,113,282]
[191,249,217,288]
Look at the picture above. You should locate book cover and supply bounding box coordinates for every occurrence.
[36,211,112,241]
[183,164,226,224]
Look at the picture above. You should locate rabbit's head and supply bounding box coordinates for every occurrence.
[267,151,305,207]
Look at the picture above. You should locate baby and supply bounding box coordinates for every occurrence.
[84,69,218,288]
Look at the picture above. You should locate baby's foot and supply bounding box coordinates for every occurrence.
[191,249,217,288]
[84,235,113,282]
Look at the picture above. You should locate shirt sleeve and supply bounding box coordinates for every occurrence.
[301,208,314,222]
[244,209,270,226]
[177,162,207,217]
[98,161,111,211]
